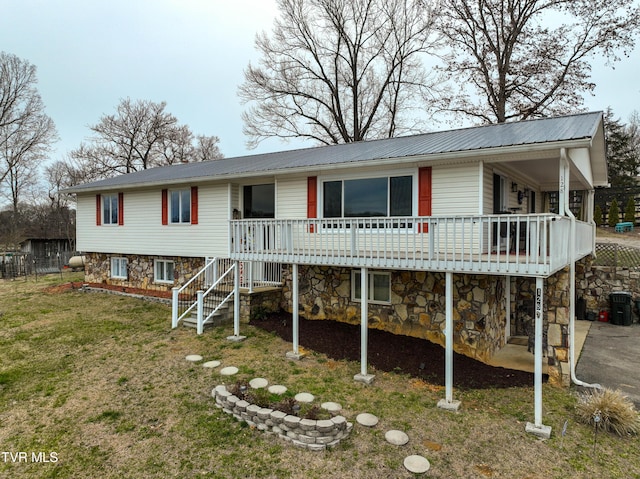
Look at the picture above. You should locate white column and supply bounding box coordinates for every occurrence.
[354,267,374,384]
[227,260,246,342]
[286,264,303,360]
[171,287,179,328]
[525,277,551,438]
[438,272,461,411]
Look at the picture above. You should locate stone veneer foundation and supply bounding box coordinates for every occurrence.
[212,385,352,451]
[281,265,507,363]
[84,253,204,293]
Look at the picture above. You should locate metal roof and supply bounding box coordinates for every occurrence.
[65,111,604,193]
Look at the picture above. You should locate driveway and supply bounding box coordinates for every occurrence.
[575,321,640,407]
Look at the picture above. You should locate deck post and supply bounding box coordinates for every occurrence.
[354,267,374,384]
[227,260,246,342]
[196,290,204,335]
[286,263,303,360]
[526,277,551,438]
[171,287,179,328]
[438,271,461,411]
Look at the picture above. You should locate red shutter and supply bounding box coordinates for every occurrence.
[418,167,432,216]
[118,192,124,226]
[191,186,198,225]
[161,189,168,225]
[418,167,432,233]
[307,176,317,233]
[96,195,101,226]
[307,177,317,218]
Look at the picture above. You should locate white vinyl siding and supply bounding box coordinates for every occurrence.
[77,164,485,259]
[276,177,307,219]
[76,185,229,257]
[432,164,479,216]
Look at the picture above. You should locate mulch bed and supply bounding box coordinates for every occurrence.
[251,312,544,389]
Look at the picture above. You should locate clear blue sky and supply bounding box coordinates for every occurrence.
[1,0,639,162]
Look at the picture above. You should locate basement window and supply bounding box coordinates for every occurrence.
[110,257,128,279]
[154,259,175,284]
[352,270,391,304]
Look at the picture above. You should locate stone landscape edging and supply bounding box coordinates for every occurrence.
[212,385,353,451]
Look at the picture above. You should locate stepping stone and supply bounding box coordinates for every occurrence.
[321,402,342,413]
[185,354,203,362]
[249,378,268,389]
[356,413,379,427]
[294,392,314,403]
[202,360,221,368]
[219,366,239,376]
[404,455,430,474]
[268,385,287,395]
[385,430,409,446]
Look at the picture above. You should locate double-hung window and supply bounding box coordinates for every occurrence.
[170,189,191,224]
[323,176,412,218]
[102,193,119,225]
[352,270,391,304]
[154,259,174,284]
[110,257,128,279]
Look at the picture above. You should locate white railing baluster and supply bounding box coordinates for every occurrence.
[227,214,587,277]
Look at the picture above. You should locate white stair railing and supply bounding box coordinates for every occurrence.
[171,257,216,328]
[196,262,236,334]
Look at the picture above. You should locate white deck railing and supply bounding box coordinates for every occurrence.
[229,215,594,277]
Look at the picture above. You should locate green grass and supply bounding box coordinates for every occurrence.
[0,274,639,478]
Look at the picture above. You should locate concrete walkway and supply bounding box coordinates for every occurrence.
[575,321,640,407]
[488,320,592,375]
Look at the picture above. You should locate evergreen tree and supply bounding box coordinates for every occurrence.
[608,199,620,227]
[624,197,636,223]
[605,108,640,187]
[594,204,603,226]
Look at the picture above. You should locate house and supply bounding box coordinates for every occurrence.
[64,112,608,438]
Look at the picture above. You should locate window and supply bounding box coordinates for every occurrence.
[162,187,197,225]
[101,193,122,225]
[154,259,174,283]
[110,257,128,279]
[243,184,275,218]
[352,270,391,304]
[170,189,191,224]
[323,176,412,218]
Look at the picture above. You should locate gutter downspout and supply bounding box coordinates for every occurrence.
[561,148,601,389]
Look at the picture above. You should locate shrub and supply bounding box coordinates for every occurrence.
[625,197,636,223]
[608,199,620,227]
[576,388,640,436]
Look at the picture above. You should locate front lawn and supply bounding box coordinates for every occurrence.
[1,275,638,478]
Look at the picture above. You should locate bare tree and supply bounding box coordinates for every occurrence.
[239,0,441,148]
[436,0,640,123]
[70,98,223,183]
[0,52,57,210]
[193,135,223,162]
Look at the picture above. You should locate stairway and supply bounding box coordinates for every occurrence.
[182,299,233,329]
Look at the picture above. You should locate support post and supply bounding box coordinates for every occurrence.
[286,264,304,360]
[526,277,551,438]
[171,287,179,328]
[227,261,246,342]
[354,267,374,384]
[438,272,461,411]
[196,290,204,335]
